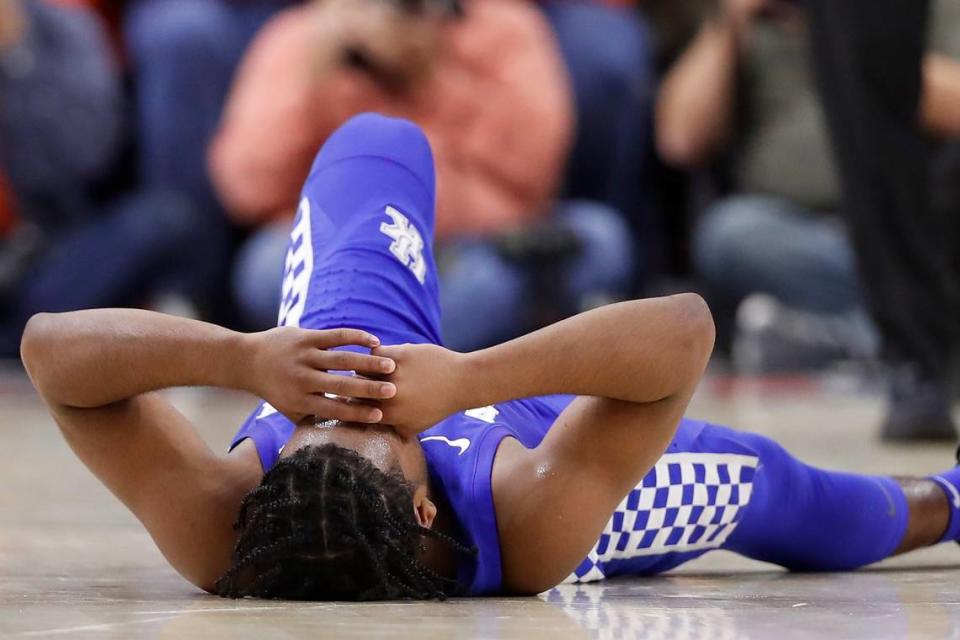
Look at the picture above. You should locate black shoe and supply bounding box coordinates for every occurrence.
[881,365,957,442]
[731,294,878,375]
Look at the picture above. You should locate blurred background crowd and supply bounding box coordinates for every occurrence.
[0,0,957,440]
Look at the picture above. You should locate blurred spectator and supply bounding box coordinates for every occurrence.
[47,0,124,56]
[541,0,654,230]
[121,0,297,315]
[641,0,712,71]
[656,0,959,438]
[656,2,952,354]
[211,0,639,349]
[0,0,215,355]
[0,0,121,226]
[657,0,875,374]
[0,0,120,350]
[806,0,960,441]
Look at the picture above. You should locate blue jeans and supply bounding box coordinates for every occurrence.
[124,0,290,207]
[439,202,636,351]
[0,189,217,355]
[693,194,863,314]
[540,1,654,223]
[123,0,292,308]
[231,220,291,330]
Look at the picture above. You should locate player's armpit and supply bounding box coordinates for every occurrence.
[491,393,686,594]
[49,393,262,591]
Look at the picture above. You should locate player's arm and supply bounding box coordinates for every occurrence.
[19,309,397,590]
[376,294,714,593]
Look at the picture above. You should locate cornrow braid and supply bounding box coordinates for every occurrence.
[215,443,474,601]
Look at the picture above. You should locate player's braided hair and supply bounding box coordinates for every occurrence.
[215,443,474,601]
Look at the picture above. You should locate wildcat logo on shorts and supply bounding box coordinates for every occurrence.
[380,205,426,284]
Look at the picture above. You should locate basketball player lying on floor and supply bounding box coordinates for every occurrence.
[21,114,960,601]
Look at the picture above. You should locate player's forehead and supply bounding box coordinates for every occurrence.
[282,423,400,472]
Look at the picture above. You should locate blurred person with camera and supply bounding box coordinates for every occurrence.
[656,0,960,440]
[211,0,644,350]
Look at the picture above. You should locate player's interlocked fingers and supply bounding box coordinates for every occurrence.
[371,343,469,438]
[241,326,398,424]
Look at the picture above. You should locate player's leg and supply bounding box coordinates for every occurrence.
[566,420,958,583]
[722,430,959,569]
[276,112,442,346]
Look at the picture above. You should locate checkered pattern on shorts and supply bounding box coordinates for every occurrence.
[567,452,760,583]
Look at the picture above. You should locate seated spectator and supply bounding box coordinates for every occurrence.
[0,0,219,355]
[211,0,637,349]
[121,0,298,318]
[539,0,654,231]
[0,0,121,227]
[46,0,124,55]
[656,0,960,388]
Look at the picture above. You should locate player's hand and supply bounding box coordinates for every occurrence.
[371,343,468,438]
[241,327,398,424]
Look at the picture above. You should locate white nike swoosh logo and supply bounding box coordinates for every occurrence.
[420,436,471,455]
[933,475,960,508]
[257,402,278,419]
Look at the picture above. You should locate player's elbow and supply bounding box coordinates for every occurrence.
[20,312,81,404]
[20,313,69,401]
[673,292,716,375]
[20,313,56,383]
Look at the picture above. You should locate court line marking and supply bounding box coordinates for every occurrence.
[14,616,180,637]
[127,605,297,615]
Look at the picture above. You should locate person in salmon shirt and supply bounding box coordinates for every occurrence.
[211,0,640,350]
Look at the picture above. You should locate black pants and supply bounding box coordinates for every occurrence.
[807,0,957,381]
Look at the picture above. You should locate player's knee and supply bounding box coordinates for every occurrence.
[340,113,428,146]
[311,113,434,186]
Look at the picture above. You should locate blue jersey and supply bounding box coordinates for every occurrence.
[417,401,760,594]
[231,114,763,596]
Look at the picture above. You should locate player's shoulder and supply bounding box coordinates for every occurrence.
[420,406,517,595]
[229,402,297,473]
